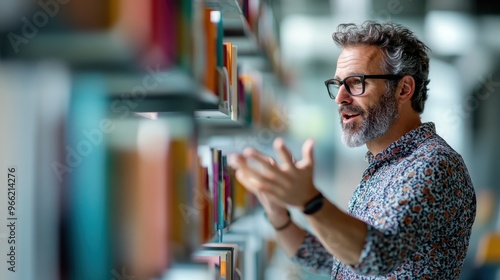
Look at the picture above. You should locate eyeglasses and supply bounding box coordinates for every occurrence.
[324,74,403,99]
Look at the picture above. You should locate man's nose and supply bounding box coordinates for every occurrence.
[335,85,353,105]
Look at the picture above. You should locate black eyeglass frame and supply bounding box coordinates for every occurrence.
[324,74,404,99]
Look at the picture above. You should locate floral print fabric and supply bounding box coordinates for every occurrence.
[292,122,476,279]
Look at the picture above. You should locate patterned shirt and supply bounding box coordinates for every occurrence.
[292,122,476,279]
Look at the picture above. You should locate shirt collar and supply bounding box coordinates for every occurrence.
[364,122,436,164]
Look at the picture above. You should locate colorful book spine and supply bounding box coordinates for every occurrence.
[197,159,212,243]
[230,45,238,120]
[153,0,178,68]
[223,156,231,223]
[223,42,231,104]
[0,63,69,280]
[107,119,140,277]
[216,12,224,69]
[217,150,224,231]
[179,0,193,71]
[232,167,247,219]
[237,76,246,121]
[136,120,169,277]
[224,42,240,121]
[211,148,219,231]
[67,74,111,280]
[115,0,153,58]
[204,8,218,95]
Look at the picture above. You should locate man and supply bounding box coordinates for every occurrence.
[229,21,476,279]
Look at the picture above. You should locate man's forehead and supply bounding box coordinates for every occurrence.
[336,45,383,73]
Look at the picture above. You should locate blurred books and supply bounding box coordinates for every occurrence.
[0,0,283,279]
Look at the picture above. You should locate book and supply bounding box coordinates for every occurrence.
[223,42,240,120]
[197,244,237,280]
[230,44,239,120]
[237,76,246,121]
[0,63,70,280]
[67,74,111,280]
[136,119,170,276]
[166,115,199,262]
[223,156,232,224]
[33,63,70,280]
[152,0,178,68]
[204,8,218,94]
[114,0,152,56]
[223,42,232,104]
[62,0,115,30]
[179,0,193,71]
[107,118,141,277]
[196,159,212,243]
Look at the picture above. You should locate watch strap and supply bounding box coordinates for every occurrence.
[264,210,292,231]
[302,192,324,215]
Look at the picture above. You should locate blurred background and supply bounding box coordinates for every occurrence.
[1,0,500,279]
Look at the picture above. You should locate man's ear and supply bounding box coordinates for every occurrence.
[397,75,415,104]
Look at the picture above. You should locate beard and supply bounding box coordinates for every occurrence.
[340,89,399,147]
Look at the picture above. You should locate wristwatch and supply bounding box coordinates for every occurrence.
[302,192,324,215]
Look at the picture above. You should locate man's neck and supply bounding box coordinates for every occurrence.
[366,116,422,156]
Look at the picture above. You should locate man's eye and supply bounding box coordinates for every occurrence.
[349,78,362,86]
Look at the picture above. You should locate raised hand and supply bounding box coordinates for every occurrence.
[229,137,318,209]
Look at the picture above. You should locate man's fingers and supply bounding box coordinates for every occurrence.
[244,149,291,186]
[230,150,289,199]
[296,138,315,168]
[235,167,288,199]
[235,169,261,193]
[243,149,275,171]
[302,138,314,163]
[273,138,295,168]
[234,165,280,193]
[229,154,245,169]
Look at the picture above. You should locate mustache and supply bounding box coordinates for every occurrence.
[339,105,365,116]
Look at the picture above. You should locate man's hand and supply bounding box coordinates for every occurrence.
[230,137,366,264]
[229,137,318,209]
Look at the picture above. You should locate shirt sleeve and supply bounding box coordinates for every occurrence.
[291,231,334,275]
[349,152,469,276]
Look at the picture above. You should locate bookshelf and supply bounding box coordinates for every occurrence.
[0,0,286,279]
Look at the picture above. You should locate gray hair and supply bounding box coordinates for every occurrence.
[332,21,430,113]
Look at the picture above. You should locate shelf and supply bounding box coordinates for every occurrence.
[195,87,249,131]
[0,31,137,71]
[104,69,201,113]
[206,0,262,56]
[106,68,197,95]
[196,109,247,130]
[205,0,291,86]
[203,207,257,244]
[198,88,221,108]
[205,0,246,35]
[98,68,248,122]
[161,263,215,280]
[102,70,247,125]
[224,36,262,56]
